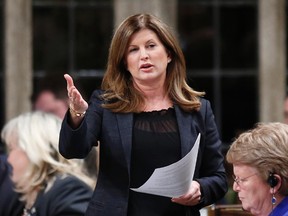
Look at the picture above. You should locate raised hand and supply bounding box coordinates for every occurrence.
[64,74,88,117]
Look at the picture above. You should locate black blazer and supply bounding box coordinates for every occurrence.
[59,90,228,216]
[29,175,93,216]
[0,155,24,216]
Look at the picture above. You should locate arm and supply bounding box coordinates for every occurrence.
[59,87,103,159]
[59,74,105,159]
[194,100,228,207]
[172,100,228,208]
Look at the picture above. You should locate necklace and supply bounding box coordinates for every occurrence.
[23,206,36,216]
[23,190,38,216]
[143,97,172,112]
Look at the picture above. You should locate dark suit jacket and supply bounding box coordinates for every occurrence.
[59,90,228,216]
[0,155,24,216]
[29,175,93,216]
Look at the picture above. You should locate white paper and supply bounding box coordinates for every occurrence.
[130,133,201,198]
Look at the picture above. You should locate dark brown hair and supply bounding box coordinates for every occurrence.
[101,13,204,113]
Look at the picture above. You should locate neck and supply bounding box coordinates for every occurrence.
[133,78,166,97]
[143,94,172,112]
[253,195,286,216]
[25,189,38,209]
[133,80,172,111]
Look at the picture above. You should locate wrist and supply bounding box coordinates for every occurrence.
[69,106,86,117]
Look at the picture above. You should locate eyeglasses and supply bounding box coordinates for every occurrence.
[232,173,258,186]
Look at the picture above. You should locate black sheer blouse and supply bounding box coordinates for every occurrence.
[128,107,186,216]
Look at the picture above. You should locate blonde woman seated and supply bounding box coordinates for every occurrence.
[226,122,288,216]
[1,111,94,216]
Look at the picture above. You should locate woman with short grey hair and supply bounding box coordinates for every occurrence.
[226,122,288,216]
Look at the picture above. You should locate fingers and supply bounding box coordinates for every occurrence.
[64,74,74,90]
[64,73,79,104]
[171,181,201,206]
[63,74,88,113]
[64,73,78,98]
[171,194,201,206]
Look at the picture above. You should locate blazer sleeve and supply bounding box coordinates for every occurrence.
[194,99,228,208]
[59,90,103,159]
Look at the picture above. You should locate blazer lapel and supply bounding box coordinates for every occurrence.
[174,105,198,157]
[115,107,198,172]
[116,113,133,172]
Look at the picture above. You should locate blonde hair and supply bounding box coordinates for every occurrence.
[226,122,288,195]
[101,13,205,113]
[1,111,95,202]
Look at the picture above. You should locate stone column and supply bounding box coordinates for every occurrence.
[4,0,32,121]
[113,0,177,29]
[259,0,286,122]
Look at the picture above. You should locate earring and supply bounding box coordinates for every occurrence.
[272,188,277,205]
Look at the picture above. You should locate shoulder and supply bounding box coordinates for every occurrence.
[34,175,93,215]
[198,97,214,117]
[90,89,105,100]
[174,97,211,117]
[0,155,9,182]
[37,175,93,203]
[91,89,104,96]
[89,89,106,106]
[0,155,24,216]
[87,90,105,112]
[48,175,92,193]
[191,97,215,132]
[199,97,211,110]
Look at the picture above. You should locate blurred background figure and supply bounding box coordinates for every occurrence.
[1,111,95,216]
[32,88,68,119]
[31,75,70,120]
[226,122,288,216]
[31,77,99,180]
